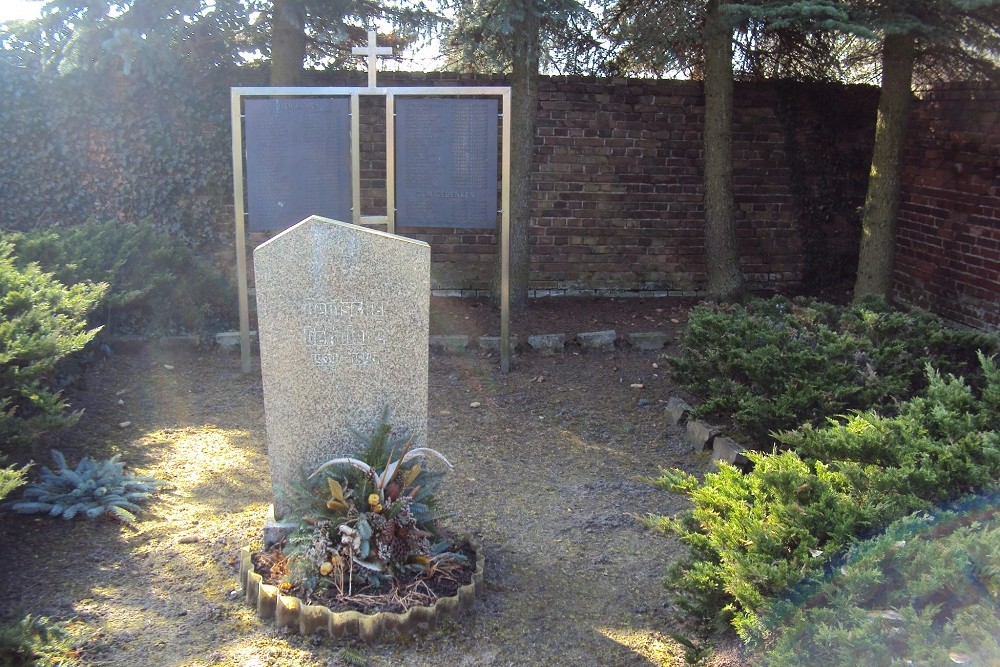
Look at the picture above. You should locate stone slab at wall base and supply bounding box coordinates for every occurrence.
[686,420,719,452]
[577,330,616,352]
[216,330,257,352]
[429,335,470,353]
[264,504,297,548]
[527,333,566,353]
[712,437,751,472]
[479,335,519,351]
[665,397,693,425]
[627,332,670,350]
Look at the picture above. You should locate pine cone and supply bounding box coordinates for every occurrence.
[380,518,396,544]
[389,536,409,563]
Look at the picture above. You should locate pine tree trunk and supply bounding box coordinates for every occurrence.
[491,2,537,311]
[702,0,745,301]
[270,0,306,86]
[853,32,916,302]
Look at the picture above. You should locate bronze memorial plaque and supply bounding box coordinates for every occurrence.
[395,98,498,229]
[244,98,352,232]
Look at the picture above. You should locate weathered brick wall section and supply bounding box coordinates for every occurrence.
[530,78,876,294]
[279,71,878,295]
[894,83,1000,332]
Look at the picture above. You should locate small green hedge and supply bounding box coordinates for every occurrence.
[670,296,997,447]
[0,53,235,246]
[652,353,1000,641]
[7,220,234,335]
[753,496,1000,667]
[0,240,104,451]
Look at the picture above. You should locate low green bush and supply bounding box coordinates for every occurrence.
[7,220,234,335]
[11,450,164,524]
[753,496,1000,667]
[651,355,1000,641]
[0,461,28,503]
[670,296,997,447]
[0,240,104,450]
[781,355,1000,505]
[650,450,880,636]
[0,613,77,666]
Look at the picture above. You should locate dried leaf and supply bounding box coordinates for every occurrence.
[326,478,345,504]
[402,464,421,487]
[326,499,347,512]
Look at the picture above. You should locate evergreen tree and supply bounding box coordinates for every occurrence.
[440,0,602,310]
[267,0,440,86]
[603,1,860,300]
[0,0,259,73]
[850,0,1000,301]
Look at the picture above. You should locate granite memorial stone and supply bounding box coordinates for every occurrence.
[254,216,430,522]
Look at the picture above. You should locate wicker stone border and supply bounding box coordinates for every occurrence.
[239,540,484,642]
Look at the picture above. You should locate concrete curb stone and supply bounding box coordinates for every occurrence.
[577,330,617,352]
[685,420,719,452]
[626,332,670,350]
[429,335,470,353]
[527,333,567,353]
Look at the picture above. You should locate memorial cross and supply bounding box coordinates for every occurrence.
[352,30,393,88]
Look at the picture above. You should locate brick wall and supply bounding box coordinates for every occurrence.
[893,83,1000,332]
[258,71,878,296]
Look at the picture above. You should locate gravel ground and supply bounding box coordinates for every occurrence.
[0,298,737,667]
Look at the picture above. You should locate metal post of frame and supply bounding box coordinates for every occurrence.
[500,90,512,373]
[231,89,252,374]
[351,94,361,226]
[385,92,396,235]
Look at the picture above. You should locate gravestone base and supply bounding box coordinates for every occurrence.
[264,505,297,548]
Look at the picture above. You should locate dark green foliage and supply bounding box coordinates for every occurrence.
[338,647,368,666]
[654,355,1000,640]
[753,496,1000,667]
[652,450,889,639]
[0,242,104,449]
[670,633,712,666]
[0,614,76,667]
[0,53,241,246]
[670,296,996,447]
[780,355,1000,505]
[7,221,234,335]
[10,450,164,524]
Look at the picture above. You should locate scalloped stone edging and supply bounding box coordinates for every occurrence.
[239,540,484,642]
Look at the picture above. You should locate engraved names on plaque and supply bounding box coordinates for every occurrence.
[395,98,498,228]
[244,98,352,232]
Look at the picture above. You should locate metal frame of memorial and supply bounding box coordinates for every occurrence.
[230,75,512,373]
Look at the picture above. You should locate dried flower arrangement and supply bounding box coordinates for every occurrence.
[249,410,479,626]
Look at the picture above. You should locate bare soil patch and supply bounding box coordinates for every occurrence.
[0,297,729,666]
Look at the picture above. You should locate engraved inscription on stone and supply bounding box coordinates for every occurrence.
[301,298,388,367]
[244,98,352,232]
[395,98,498,229]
